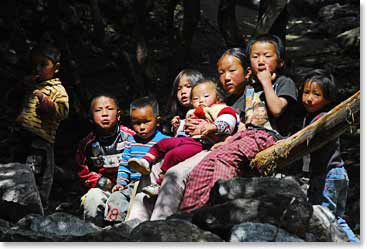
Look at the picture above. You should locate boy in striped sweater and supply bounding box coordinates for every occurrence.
[113,97,169,192]
[2,44,69,208]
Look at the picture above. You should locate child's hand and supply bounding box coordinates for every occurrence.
[184,118,206,136]
[197,122,217,136]
[171,116,180,130]
[112,184,125,192]
[33,90,44,102]
[256,66,276,87]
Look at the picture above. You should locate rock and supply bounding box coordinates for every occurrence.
[336,27,359,51]
[318,3,359,22]
[0,162,43,221]
[73,221,132,242]
[208,176,307,205]
[304,205,348,242]
[16,212,101,237]
[230,222,304,242]
[129,219,223,242]
[191,176,312,239]
[0,212,133,241]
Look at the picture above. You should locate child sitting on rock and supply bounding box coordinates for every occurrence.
[113,97,170,195]
[76,94,135,225]
[128,79,238,196]
[300,69,359,242]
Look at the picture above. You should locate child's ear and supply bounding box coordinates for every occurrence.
[278,60,284,68]
[117,110,121,121]
[245,67,252,80]
[156,115,161,126]
[54,62,60,74]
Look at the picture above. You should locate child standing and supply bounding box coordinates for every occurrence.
[128,79,238,196]
[76,94,135,225]
[301,69,359,242]
[114,97,170,191]
[2,44,69,208]
[180,34,298,212]
[167,69,204,136]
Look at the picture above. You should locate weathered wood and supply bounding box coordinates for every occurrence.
[251,90,360,176]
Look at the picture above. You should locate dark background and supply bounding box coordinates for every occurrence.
[0,0,360,234]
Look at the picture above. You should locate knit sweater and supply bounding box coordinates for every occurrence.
[16,78,69,143]
[117,130,170,186]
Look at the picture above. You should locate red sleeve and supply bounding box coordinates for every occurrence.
[37,95,56,117]
[217,106,238,122]
[75,132,101,188]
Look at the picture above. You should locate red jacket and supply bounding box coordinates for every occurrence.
[75,124,135,188]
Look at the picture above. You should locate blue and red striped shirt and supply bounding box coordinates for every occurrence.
[117,130,170,186]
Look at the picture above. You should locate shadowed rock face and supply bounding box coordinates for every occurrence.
[191,176,313,240]
[129,219,223,242]
[0,162,44,221]
[230,222,304,242]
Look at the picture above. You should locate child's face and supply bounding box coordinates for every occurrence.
[217,55,245,97]
[131,106,158,140]
[191,82,219,108]
[302,81,329,113]
[250,41,282,75]
[31,54,59,82]
[91,96,120,135]
[177,74,192,108]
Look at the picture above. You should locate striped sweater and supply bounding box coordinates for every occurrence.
[16,78,69,144]
[117,130,170,186]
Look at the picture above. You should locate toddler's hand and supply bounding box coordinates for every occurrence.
[112,184,125,192]
[33,90,44,102]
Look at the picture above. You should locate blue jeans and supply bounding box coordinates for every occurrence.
[320,167,359,242]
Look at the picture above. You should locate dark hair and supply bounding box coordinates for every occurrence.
[30,44,61,64]
[217,47,249,71]
[88,93,120,118]
[300,69,337,102]
[246,34,285,62]
[167,69,204,117]
[130,96,159,116]
[191,78,226,102]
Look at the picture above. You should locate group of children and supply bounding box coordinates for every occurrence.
[1,34,359,241]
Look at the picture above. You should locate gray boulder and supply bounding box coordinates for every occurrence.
[0,162,43,221]
[129,219,223,242]
[304,205,348,242]
[230,222,304,242]
[191,176,312,239]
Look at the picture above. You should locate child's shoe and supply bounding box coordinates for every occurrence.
[128,158,151,175]
[142,183,160,197]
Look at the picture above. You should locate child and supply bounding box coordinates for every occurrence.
[114,96,170,191]
[180,34,298,212]
[75,94,135,225]
[301,69,359,242]
[2,44,69,208]
[126,48,252,222]
[167,69,204,136]
[128,79,238,196]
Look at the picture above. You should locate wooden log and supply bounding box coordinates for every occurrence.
[250,90,360,176]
